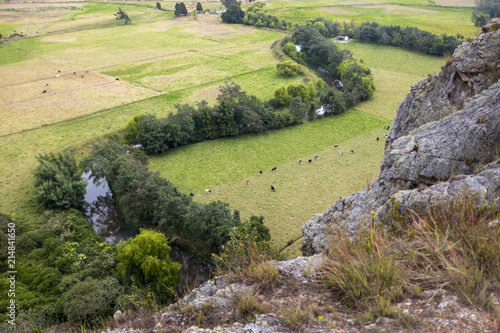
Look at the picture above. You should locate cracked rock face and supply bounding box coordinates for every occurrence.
[301,29,500,256]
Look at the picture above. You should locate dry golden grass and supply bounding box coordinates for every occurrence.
[0,69,159,136]
[433,0,476,6]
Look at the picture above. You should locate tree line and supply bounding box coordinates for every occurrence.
[83,138,270,256]
[129,82,317,155]
[350,21,466,56]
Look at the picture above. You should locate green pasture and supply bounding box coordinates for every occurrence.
[265,0,478,37]
[149,112,389,256]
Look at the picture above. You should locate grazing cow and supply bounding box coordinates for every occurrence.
[340,151,343,155]
[189,193,194,197]
[58,70,61,73]
[205,189,211,194]
[376,137,379,141]
[258,171,263,175]
[46,83,48,86]
[116,78,120,80]
[271,186,275,192]
[246,180,250,185]
[299,160,303,164]
[272,167,277,171]
[387,126,390,130]
[315,155,319,160]
[287,239,294,246]
[308,159,312,163]
[56,74,59,78]
[42,90,46,94]
[73,72,76,75]
[334,145,339,148]
[350,149,354,153]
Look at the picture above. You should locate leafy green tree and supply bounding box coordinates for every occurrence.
[307,81,317,99]
[116,229,181,299]
[156,2,162,10]
[114,8,131,24]
[186,201,241,253]
[196,2,203,12]
[125,113,145,141]
[320,88,346,115]
[174,2,185,16]
[221,0,240,8]
[199,103,219,139]
[33,151,86,210]
[274,86,290,106]
[136,114,169,154]
[216,100,238,137]
[276,60,302,77]
[288,97,307,124]
[221,4,245,23]
[180,2,188,15]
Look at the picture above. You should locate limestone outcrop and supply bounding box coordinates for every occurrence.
[301,28,500,256]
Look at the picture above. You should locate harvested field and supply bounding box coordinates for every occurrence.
[0,69,159,136]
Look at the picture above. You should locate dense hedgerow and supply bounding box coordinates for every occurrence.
[83,137,262,255]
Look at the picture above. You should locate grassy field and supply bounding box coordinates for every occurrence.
[264,0,478,37]
[148,42,444,256]
[0,0,447,258]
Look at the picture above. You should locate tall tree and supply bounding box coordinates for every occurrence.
[114,7,131,24]
[196,2,203,12]
[180,2,188,15]
[221,4,245,23]
[33,151,86,209]
[116,229,181,300]
[216,100,238,137]
[156,2,162,10]
[174,2,182,16]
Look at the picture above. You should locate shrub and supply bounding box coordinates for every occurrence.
[61,276,122,324]
[277,298,316,331]
[276,60,302,77]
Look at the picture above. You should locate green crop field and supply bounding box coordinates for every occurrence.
[0,0,450,258]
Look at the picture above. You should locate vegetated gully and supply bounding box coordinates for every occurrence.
[82,171,212,296]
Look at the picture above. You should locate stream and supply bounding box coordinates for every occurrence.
[82,171,212,295]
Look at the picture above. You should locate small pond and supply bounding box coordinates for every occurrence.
[82,171,212,296]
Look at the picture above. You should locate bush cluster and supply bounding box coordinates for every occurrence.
[0,211,122,327]
[242,3,291,30]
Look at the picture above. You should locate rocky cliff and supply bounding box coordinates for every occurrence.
[301,27,500,256]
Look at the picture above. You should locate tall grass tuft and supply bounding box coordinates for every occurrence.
[233,291,266,323]
[322,189,500,323]
[322,223,407,318]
